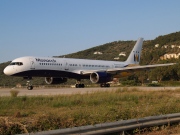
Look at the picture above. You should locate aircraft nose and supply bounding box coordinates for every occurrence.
[3,67,12,76]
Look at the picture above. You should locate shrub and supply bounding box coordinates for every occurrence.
[10,90,19,97]
[147,83,161,87]
[121,80,139,86]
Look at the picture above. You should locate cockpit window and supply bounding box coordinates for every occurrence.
[9,62,23,66]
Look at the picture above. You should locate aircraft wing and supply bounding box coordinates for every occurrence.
[74,69,106,75]
[79,63,176,75]
[107,63,176,73]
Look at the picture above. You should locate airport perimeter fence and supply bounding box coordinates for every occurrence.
[18,113,180,135]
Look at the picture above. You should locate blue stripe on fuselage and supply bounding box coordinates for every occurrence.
[10,70,89,79]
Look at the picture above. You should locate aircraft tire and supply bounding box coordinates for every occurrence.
[27,86,33,90]
[106,84,110,87]
[80,84,84,88]
[75,84,85,88]
[75,84,79,88]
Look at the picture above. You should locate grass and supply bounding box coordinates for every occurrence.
[0,88,180,134]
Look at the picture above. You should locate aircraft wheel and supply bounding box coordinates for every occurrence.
[27,86,33,90]
[75,84,79,88]
[75,84,85,88]
[80,84,85,88]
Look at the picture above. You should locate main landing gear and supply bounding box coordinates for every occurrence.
[75,84,85,88]
[100,83,110,87]
[75,79,85,88]
[26,81,33,90]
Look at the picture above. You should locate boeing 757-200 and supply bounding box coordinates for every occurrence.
[3,38,176,90]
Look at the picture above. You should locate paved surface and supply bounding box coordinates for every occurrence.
[0,87,180,97]
[0,87,115,96]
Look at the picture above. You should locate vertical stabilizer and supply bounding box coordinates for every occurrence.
[125,38,143,65]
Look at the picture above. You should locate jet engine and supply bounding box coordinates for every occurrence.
[45,77,67,84]
[90,72,112,83]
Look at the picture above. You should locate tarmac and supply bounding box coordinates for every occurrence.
[0,86,180,97]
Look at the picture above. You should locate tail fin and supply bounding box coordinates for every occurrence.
[125,38,143,65]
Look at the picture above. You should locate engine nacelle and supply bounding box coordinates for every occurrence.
[45,77,67,84]
[90,72,112,83]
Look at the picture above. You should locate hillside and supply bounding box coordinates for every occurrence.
[57,40,135,62]
[1,31,180,86]
[58,31,180,65]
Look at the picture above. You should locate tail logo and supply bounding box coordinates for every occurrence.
[133,51,139,62]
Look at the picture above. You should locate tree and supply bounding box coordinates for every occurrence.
[135,71,148,85]
[149,67,166,82]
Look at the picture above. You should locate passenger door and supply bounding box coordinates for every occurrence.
[64,60,69,71]
[29,58,35,69]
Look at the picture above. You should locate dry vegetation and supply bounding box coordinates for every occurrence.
[0,88,180,134]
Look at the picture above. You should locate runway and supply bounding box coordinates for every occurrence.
[0,87,115,96]
[0,87,180,97]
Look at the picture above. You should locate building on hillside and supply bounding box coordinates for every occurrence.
[114,57,119,60]
[94,52,103,55]
[162,44,180,49]
[155,44,159,48]
[160,53,180,60]
[119,52,126,56]
[162,45,168,48]
[171,45,176,48]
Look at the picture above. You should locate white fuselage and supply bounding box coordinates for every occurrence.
[3,56,128,78]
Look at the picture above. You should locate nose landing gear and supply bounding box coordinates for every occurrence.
[26,81,33,90]
[23,77,33,90]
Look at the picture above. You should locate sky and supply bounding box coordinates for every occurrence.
[0,0,180,63]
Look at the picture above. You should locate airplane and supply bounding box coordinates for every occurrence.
[3,38,176,90]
